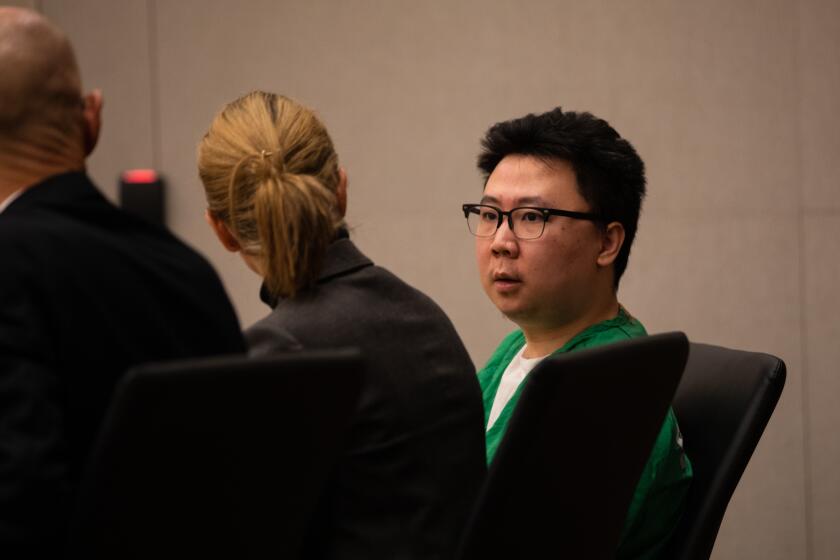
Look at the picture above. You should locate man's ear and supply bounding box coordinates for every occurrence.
[335,167,348,218]
[205,210,242,252]
[82,89,103,157]
[596,221,625,267]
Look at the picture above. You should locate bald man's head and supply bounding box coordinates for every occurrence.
[0,7,84,149]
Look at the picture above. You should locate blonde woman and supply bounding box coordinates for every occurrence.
[197,91,485,559]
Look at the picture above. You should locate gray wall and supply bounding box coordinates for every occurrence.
[28,1,840,558]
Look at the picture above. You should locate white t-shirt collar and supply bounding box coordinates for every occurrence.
[486,345,549,430]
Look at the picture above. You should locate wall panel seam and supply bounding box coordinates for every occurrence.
[796,1,814,558]
[147,0,162,170]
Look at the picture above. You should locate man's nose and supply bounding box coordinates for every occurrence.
[490,217,519,257]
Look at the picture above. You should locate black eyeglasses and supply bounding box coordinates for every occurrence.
[462,203,602,240]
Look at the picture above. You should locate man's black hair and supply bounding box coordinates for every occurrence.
[477,107,646,287]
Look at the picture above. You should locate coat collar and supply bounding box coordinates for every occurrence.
[3,171,97,215]
[259,229,373,308]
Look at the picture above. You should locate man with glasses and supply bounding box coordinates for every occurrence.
[463,108,692,560]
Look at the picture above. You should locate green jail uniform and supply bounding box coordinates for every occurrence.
[478,308,693,560]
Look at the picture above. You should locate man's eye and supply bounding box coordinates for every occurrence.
[520,211,542,223]
[480,210,498,221]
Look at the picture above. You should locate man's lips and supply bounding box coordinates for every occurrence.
[492,272,522,290]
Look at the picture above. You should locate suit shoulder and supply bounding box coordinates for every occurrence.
[245,313,303,356]
[365,265,450,311]
[0,215,60,275]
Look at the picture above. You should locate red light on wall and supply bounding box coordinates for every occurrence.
[121,169,159,184]
[119,169,165,225]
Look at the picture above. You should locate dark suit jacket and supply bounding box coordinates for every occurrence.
[246,235,486,560]
[0,172,245,559]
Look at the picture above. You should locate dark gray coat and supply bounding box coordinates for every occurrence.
[246,236,486,560]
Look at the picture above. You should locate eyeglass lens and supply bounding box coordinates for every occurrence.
[466,206,546,240]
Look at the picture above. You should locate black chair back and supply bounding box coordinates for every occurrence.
[665,343,786,560]
[70,349,363,560]
[457,332,689,560]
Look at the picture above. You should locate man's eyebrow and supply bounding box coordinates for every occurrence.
[515,196,548,206]
[478,195,548,206]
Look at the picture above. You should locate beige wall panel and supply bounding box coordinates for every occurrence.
[3,0,38,9]
[804,213,840,560]
[41,0,155,202]
[800,2,840,559]
[536,0,799,219]
[623,215,800,355]
[622,214,806,559]
[799,0,840,211]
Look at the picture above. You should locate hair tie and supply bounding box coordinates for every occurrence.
[257,149,285,175]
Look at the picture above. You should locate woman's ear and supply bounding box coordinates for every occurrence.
[205,210,241,252]
[336,167,348,218]
[596,221,625,268]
